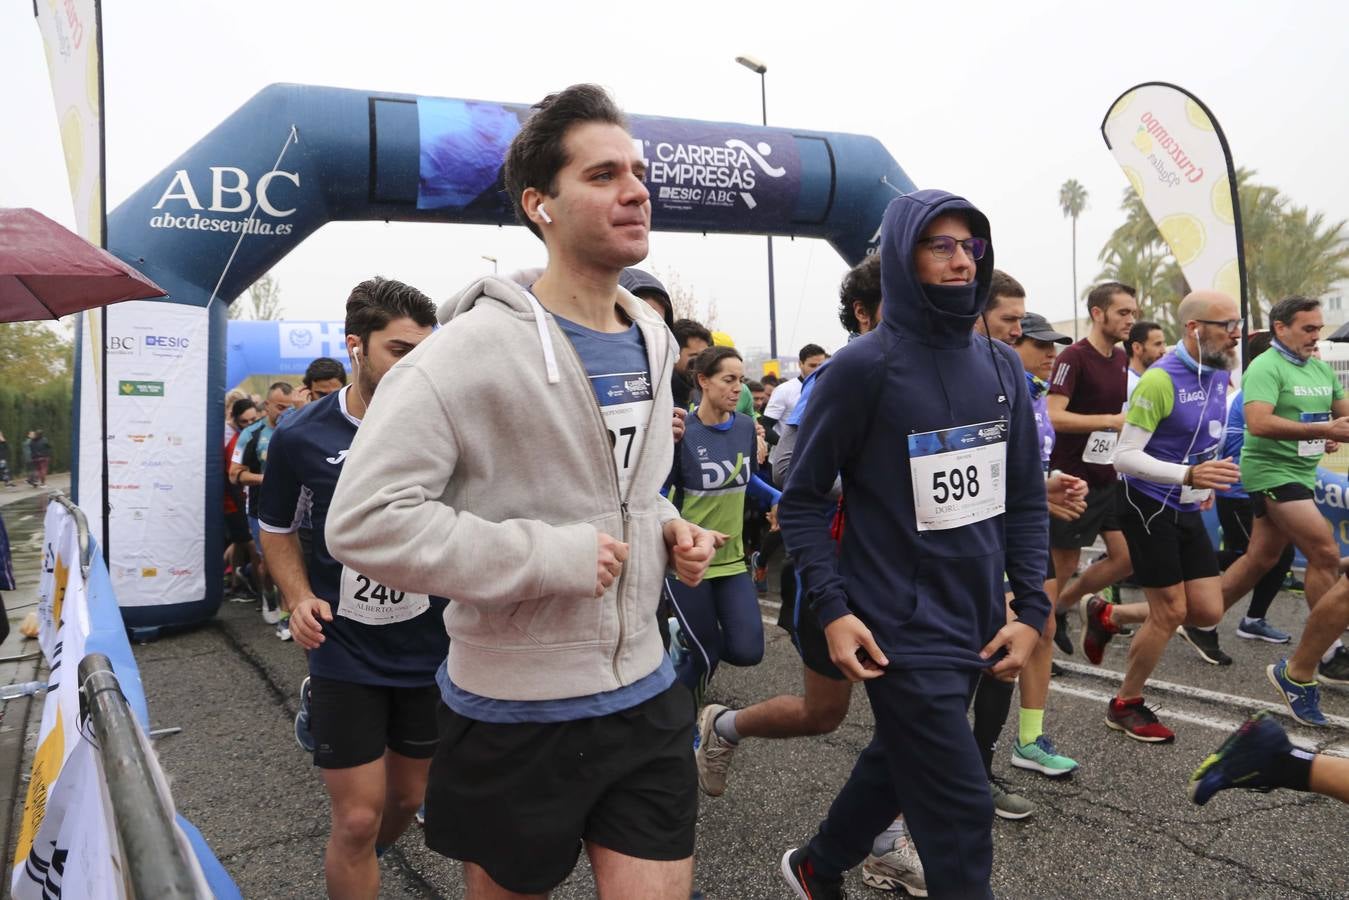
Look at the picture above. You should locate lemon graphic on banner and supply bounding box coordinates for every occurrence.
[60,107,84,195]
[1211,176,1235,225]
[1107,90,1137,122]
[1185,98,1214,131]
[1123,166,1145,199]
[51,549,69,626]
[13,713,64,868]
[1132,129,1152,154]
[1158,214,1206,267]
[1213,259,1241,300]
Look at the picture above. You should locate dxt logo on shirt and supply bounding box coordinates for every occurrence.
[699,452,749,490]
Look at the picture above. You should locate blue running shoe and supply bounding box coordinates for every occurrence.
[294,676,316,752]
[1235,618,1291,644]
[1267,660,1327,727]
[1189,711,1291,805]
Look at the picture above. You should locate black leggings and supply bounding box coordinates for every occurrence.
[971,673,1015,778]
[1217,495,1294,620]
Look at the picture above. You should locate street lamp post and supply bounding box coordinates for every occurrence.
[736,54,778,362]
[481,254,498,274]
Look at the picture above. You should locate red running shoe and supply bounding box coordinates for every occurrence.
[1106,697,1175,743]
[1081,595,1119,665]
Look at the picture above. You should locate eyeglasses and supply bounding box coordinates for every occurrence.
[1196,318,1244,334]
[917,235,987,261]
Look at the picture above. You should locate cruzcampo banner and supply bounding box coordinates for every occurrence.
[33,0,104,246]
[1101,83,1246,319]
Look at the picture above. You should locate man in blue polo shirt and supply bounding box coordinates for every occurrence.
[258,277,440,900]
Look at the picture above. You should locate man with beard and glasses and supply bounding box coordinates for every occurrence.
[1087,291,1242,742]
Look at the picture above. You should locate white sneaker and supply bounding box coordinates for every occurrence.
[862,822,928,896]
[274,618,292,641]
[694,704,737,797]
[261,592,282,625]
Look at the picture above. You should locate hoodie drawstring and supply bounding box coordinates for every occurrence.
[523,291,562,384]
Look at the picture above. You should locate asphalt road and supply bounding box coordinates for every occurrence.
[131,575,1349,900]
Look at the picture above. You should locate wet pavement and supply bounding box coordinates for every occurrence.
[3,476,1348,898]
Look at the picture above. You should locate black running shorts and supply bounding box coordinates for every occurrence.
[1250,482,1315,518]
[224,510,251,546]
[1117,485,1220,588]
[1050,480,1122,549]
[308,676,439,769]
[778,561,846,681]
[422,684,698,894]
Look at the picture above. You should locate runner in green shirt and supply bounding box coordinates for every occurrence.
[1220,297,1349,726]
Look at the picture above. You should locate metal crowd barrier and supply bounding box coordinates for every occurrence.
[49,491,94,579]
[78,652,202,899]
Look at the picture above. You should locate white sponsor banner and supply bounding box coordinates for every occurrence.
[79,301,209,606]
[1102,84,1243,304]
[34,0,103,246]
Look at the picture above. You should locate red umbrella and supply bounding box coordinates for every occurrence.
[0,207,167,323]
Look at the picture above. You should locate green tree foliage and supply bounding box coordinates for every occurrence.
[1096,169,1349,332]
[0,321,73,471]
[0,383,72,474]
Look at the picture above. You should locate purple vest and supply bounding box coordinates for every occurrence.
[1125,351,1229,512]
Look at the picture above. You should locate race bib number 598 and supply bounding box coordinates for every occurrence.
[338,568,431,626]
[908,420,1008,532]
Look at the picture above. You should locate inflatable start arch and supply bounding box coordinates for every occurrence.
[74,82,916,633]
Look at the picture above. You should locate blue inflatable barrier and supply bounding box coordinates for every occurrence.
[226,319,348,389]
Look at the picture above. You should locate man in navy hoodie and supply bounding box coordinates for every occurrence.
[778,190,1050,900]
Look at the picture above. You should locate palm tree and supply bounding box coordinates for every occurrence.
[1059,179,1089,338]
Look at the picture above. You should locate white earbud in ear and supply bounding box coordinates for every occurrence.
[538,204,553,225]
[352,345,362,365]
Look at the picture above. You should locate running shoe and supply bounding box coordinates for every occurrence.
[294,676,315,753]
[1105,697,1175,743]
[1316,645,1349,684]
[1268,659,1327,726]
[275,616,292,641]
[261,590,282,625]
[1235,618,1291,644]
[694,704,738,797]
[780,847,846,900]
[751,551,768,594]
[1176,626,1232,666]
[1050,661,1066,677]
[1188,711,1291,806]
[861,826,927,896]
[1081,595,1118,665]
[1011,734,1079,777]
[415,804,425,827]
[1053,611,1073,655]
[989,779,1034,819]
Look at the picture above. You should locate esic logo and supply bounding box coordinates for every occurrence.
[145,335,189,350]
[149,166,300,236]
[289,330,313,349]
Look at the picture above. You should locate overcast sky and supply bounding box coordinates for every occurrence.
[4,1,1347,358]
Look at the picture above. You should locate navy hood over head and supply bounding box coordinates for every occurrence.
[778,190,1050,671]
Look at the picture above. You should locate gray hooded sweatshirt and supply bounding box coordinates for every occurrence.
[326,271,682,703]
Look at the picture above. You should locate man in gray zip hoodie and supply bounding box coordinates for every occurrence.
[327,84,719,899]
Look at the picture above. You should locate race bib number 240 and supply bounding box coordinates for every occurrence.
[338,567,431,626]
[908,420,1008,532]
